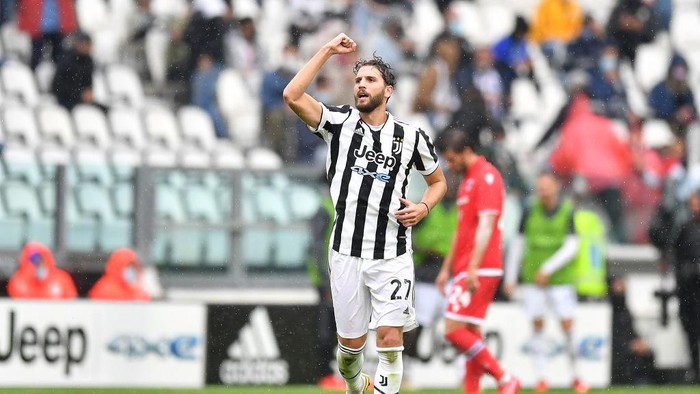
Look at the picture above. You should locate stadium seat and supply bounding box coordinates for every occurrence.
[183,183,222,223]
[203,229,229,267]
[108,107,147,150]
[112,180,134,218]
[92,29,124,66]
[1,146,43,185]
[106,64,145,108]
[145,28,170,89]
[74,183,132,250]
[287,184,321,220]
[65,186,98,251]
[254,184,291,224]
[3,105,41,148]
[151,0,189,19]
[34,61,56,94]
[407,0,444,58]
[2,181,54,248]
[1,61,40,107]
[143,106,182,151]
[619,61,651,117]
[0,24,31,63]
[177,105,244,168]
[509,78,542,121]
[110,0,136,16]
[72,104,112,148]
[642,119,675,149]
[92,70,111,106]
[216,69,261,147]
[242,228,273,268]
[246,147,283,170]
[0,191,26,250]
[479,4,515,46]
[635,36,672,92]
[75,0,109,36]
[72,149,114,185]
[671,9,700,52]
[274,228,310,268]
[37,105,76,149]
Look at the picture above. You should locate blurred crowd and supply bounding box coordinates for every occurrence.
[1,0,698,245]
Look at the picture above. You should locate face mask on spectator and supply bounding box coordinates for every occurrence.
[599,56,618,73]
[29,252,48,280]
[449,20,464,37]
[123,266,139,284]
[35,265,48,280]
[671,66,688,82]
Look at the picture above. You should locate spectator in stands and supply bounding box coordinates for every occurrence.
[649,54,697,137]
[191,52,227,138]
[51,31,97,110]
[586,42,631,120]
[672,190,700,384]
[225,17,262,77]
[88,248,150,301]
[0,0,16,25]
[564,14,607,72]
[483,123,528,196]
[492,16,534,99]
[124,0,155,81]
[472,46,505,121]
[7,241,77,299]
[529,0,584,70]
[606,0,659,64]
[261,42,301,162]
[362,16,415,76]
[17,0,77,69]
[413,32,465,134]
[184,0,230,80]
[548,90,634,242]
[608,275,659,385]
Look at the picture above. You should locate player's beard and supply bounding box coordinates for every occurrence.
[355,92,384,113]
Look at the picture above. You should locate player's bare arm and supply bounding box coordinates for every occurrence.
[283,33,357,127]
[394,166,446,228]
[467,213,497,292]
[436,232,457,296]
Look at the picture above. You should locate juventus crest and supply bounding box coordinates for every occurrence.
[392,136,403,155]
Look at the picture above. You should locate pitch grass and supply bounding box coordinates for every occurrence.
[0,387,696,394]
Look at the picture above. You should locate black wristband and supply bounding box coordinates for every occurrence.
[420,201,430,214]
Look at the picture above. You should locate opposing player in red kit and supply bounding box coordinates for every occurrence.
[435,129,520,394]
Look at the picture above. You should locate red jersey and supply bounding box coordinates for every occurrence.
[453,156,504,277]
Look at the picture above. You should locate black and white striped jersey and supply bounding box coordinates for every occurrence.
[310,103,440,260]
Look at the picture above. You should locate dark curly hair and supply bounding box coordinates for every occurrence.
[353,54,396,87]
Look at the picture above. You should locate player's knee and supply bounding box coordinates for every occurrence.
[376,326,403,348]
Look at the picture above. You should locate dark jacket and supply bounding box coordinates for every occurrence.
[51,49,94,109]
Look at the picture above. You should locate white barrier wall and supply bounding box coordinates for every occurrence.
[366,303,612,389]
[0,301,206,388]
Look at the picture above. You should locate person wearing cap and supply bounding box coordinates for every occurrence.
[88,248,151,301]
[7,241,77,299]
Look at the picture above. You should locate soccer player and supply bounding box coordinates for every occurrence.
[435,128,521,394]
[503,172,589,393]
[283,33,447,394]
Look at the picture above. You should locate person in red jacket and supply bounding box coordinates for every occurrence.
[7,241,78,299]
[17,0,78,69]
[88,248,151,301]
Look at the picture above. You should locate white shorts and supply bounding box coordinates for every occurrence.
[521,284,577,320]
[414,281,446,328]
[329,249,418,339]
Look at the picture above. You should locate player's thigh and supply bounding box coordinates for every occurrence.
[364,253,418,332]
[521,284,548,319]
[445,273,500,325]
[548,285,577,320]
[329,250,371,339]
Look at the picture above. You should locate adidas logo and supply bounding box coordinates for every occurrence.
[354,126,364,136]
[219,307,290,385]
[403,307,410,315]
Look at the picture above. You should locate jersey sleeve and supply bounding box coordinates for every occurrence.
[412,129,440,175]
[307,103,352,141]
[475,170,503,215]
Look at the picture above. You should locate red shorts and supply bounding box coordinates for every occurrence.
[444,272,501,325]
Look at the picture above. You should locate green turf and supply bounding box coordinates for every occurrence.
[0,386,696,394]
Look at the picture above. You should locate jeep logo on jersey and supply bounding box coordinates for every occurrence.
[354,145,397,169]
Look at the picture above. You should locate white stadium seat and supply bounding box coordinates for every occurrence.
[246,147,283,170]
[108,107,147,150]
[106,64,145,108]
[75,0,109,36]
[72,104,112,148]
[1,61,40,106]
[3,106,41,148]
[37,105,76,149]
[143,106,181,150]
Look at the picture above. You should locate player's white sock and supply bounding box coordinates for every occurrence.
[564,331,579,378]
[531,331,548,381]
[337,343,366,393]
[374,346,404,394]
